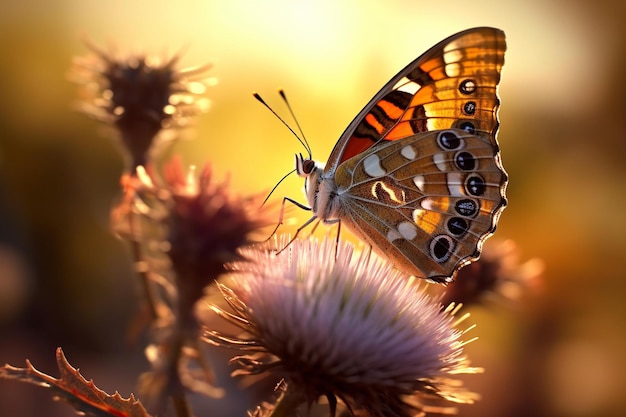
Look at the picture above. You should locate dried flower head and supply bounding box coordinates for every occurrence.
[163,157,270,326]
[131,158,270,412]
[441,239,544,308]
[110,157,272,327]
[70,43,214,170]
[206,237,481,417]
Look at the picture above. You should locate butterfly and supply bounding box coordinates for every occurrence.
[277,27,507,283]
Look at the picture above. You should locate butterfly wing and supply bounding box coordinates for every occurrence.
[334,129,506,282]
[329,27,507,282]
[324,26,506,173]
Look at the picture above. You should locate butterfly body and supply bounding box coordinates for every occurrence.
[293,27,507,283]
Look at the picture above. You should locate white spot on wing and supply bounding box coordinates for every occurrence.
[433,153,446,171]
[443,43,463,77]
[401,145,417,160]
[393,77,421,95]
[398,81,420,95]
[421,198,435,211]
[447,172,464,197]
[398,221,418,240]
[443,44,463,64]
[445,63,461,77]
[363,154,386,177]
[413,175,425,191]
[387,228,401,242]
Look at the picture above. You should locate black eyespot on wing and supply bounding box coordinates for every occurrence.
[437,130,461,150]
[459,121,476,134]
[455,199,479,217]
[459,79,476,95]
[447,217,469,236]
[466,175,486,196]
[431,235,454,263]
[455,151,476,171]
[463,101,476,115]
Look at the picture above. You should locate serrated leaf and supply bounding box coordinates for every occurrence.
[0,348,152,417]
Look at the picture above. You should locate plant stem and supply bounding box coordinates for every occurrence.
[127,197,160,321]
[268,388,304,417]
[167,331,193,417]
[170,390,193,417]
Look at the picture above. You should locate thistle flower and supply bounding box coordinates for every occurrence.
[135,158,270,412]
[70,44,213,170]
[205,237,481,417]
[442,239,544,308]
[163,157,270,328]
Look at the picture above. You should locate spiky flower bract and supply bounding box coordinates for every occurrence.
[163,157,270,327]
[206,237,480,417]
[70,44,213,170]
[134,158,271,412]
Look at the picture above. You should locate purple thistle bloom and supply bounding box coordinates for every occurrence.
[206,237,481,417]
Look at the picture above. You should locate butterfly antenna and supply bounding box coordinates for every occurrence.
[253,92,310,158]
[261,168,296,206]
[278,89,312,159]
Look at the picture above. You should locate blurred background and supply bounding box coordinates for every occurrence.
[0,1,624,416]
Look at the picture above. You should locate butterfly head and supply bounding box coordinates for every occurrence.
[295,153,318,178]
[295,153,323,198]
[295,153,333,217]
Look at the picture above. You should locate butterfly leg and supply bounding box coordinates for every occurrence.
[275,215,320,254]
[264,196,312,242]
[319,218,342,259]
